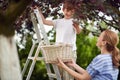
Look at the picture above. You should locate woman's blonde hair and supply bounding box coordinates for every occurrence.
[103,29,120,68]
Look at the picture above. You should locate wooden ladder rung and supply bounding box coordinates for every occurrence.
[47,73,57,78]
[28,57,44,61]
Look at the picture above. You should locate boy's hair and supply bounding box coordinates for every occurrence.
[63,0,76,11]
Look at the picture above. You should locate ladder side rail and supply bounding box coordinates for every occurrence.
[25,8,61,80]
[22,12,42,80]
[26,42,42,80]
[33,8,50,45]
[31,13,42,42]
[34,8,62,80]
[52,64,62,80]
[31,11,54,80]
[22,41,37,76]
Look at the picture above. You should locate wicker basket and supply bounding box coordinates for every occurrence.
[41,43,73,63]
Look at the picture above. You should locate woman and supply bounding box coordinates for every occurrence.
[57,29,120,80]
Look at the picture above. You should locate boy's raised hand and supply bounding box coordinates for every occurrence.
[72,19,79,27]
[72,20,81,34]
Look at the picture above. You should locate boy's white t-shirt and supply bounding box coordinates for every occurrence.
[53,18,77,51]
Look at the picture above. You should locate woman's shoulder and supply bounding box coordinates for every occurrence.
[93,54,111,61]
[96,54,111,59]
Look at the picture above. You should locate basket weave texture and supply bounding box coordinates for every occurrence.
[41,43,73,63]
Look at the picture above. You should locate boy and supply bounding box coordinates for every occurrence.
[40,0,81,60]
[39,0,81,80]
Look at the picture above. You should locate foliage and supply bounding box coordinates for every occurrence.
[0,0,32,36]
[0,0,119,36]
[14,0,120,36]
[76,31,99,68]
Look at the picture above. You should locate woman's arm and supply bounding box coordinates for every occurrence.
[57,59,91,80]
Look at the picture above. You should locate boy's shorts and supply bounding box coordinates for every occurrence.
[60,50,77,80]
[73,50,77,62]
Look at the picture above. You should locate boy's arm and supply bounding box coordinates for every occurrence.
[38,8,54,26]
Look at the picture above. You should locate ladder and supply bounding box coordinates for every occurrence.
[22,8,62,80]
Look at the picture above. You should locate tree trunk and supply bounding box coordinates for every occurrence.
[0,35,22,80]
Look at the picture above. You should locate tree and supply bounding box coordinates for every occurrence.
[0,0,32,80]
[15,0,120,42]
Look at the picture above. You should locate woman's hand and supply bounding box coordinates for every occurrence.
[65,59,75,68]
[56,58,75,68]
[56,58,66,68]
